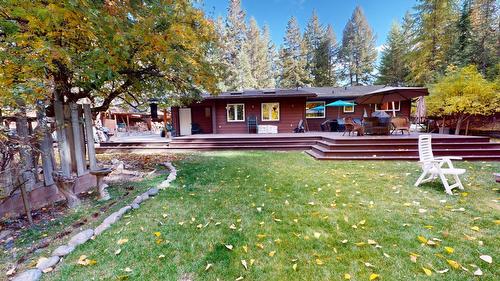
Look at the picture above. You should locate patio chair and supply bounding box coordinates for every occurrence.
[343,117,364,136]
[191,123,203,134]
[414,135,466,195]
[293,119,305,133]
[391,116,410,135]
[320,120,331,132]
[336,118,345,132]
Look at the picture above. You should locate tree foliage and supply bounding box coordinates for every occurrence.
[0,0,220,109]
[279,16,309,88]
[377,22,410,86]
[427,65,500,134]
[339,6,377,86]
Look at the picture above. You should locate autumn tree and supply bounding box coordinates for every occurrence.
[427,65,500,134]
[246,18,275,89]
[339,6,377,85]
[407,0,457,85]
[0,0,220,110]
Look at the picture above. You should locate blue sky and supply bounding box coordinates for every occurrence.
[199,0,417,49]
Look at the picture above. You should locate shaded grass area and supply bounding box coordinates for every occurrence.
[45,151,499,280]
[0,173,166,275]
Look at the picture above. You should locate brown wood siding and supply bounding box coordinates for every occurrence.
[214,97,306,134]
[306,100,412,131]
[191,105,213,134]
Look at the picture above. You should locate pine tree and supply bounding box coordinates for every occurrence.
[470,0,499,78]
[246,18,275,89]
[377,22,410,86]
[339,6,377,85]
[448,0,475,67]
[224,0,248,90]
[280,16,309,88]
[408,0,457,85]
[303,10,325,82]
[262,24,277,88]
[314,25,338,86]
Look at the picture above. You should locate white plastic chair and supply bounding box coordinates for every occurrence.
[414,135,466,195]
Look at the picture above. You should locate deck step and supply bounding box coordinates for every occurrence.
[305,150,500,161]
[311,145,500,157]
[315,140,500,150]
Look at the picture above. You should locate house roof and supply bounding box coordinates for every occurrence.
[202,86,428,100]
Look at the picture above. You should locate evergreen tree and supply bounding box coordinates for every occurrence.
[303,10,325,82]
[339,6,377,85]
[246,18,275,89]
[377,22,410,86]
[262,25,278,88]
[448,0,475,67]
[470,0,499,78]
[407,0,457,85]
[314,25,338,86]
[280,17,309,88]
[224,0,248,90]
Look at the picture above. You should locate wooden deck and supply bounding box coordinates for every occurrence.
[96,132,500,161]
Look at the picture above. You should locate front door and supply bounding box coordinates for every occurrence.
[179,108,192,136]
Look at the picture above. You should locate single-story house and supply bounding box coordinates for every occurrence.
[171,85,428,136]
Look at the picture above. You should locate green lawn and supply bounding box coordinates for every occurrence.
[44,151,499,281]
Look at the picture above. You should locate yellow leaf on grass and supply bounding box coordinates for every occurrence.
[241,259,248,270]
[355,242,366,247]
[444,247,454,254]
[417,236,428,244]
[314,232,321,239]
[315,258,324,265]
[117,239,128,245]
[344,273,351,280]
[422,267,432,276]
[256,243,264,249]
[292,263,297,271]
[369,273,379,280]
[257,234,267,239]
[154,232,161,237]
[447,259,460,269]
[242,245,248,253]
[225,244,233,250]
[358,220,366,225]
[205,263,212,271]
[269,251,276,257]
[470,226,480,232]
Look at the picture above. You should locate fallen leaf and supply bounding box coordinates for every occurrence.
[235,277,244,281]
[369,273,379,280]
[115,249,122,255]
[447,259,460,269]
[436,269,449,274]
[383,252,390,258]
[479,255,492,264]
[269,251,276,257]
[241,259,248,270]
[444,247,454,254]
[117,239,128,245]
[367,239,377,245]
[314,232,321,239]
[229,224,237,230]
[225,244,233,250]
[242,245,248,253]
[154,232,161,237]
[417,236,428,244]
[124,267,132,272]
[364,262,374,268]
[292,263,297,271]
[205,263,213,271]
[77,255,97,266]
[250,259,255,266]
[315,258,324,265]
[473,268,483,276]
[422,267,432,276]
[158,254,165,259]
[470,226,480,232]
[256,243,264,249]
[344,273,351,280]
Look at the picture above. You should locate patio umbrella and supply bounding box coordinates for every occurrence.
[355,87,429,117]
[326,100,356,118]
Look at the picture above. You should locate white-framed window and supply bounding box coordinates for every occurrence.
[375,101,401,111]
[306,101,325,118]
[261,102,280,121]
[343,104,355,113]
[226,103,245,122]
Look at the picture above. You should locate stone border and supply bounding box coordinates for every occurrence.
[10,162,177,281]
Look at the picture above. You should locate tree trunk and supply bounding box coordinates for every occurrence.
[455,115,464,135]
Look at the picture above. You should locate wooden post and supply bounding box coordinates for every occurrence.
[36,100,54,186]
[126,114,130,132]
[83,104,98,170]
[391,101,396,117]
[54,92,71,176]
[211,104,217,134]
[70,103,85,176]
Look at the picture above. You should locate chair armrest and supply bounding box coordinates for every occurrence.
[435,156,462,160]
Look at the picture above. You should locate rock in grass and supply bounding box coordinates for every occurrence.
[147,187,159,196]
[68,229,94,247]
[94,222,111,236]
[131,203,140,209]
[12,269,42,281]
[36,256,60,271]
[52,245,75,257]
